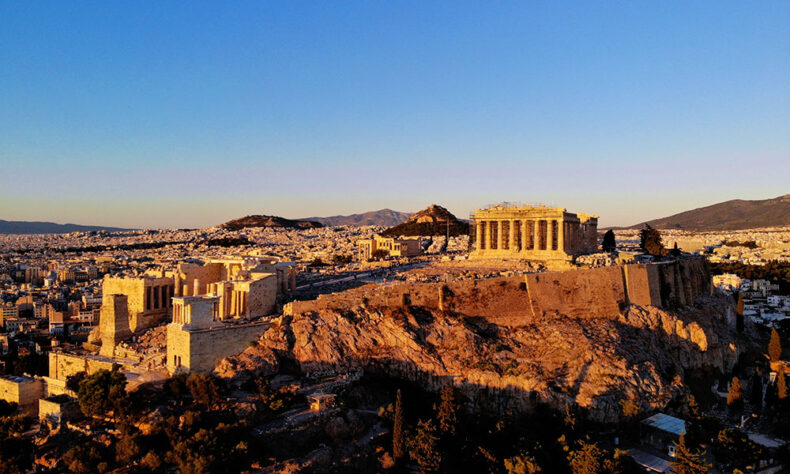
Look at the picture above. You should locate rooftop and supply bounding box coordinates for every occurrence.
[641,413,686,436]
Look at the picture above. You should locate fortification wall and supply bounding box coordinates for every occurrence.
[167,322,270,374]
[48,351,135,381]
[285,258,712,327]
[247,274,278,317]
[0,376,45,415]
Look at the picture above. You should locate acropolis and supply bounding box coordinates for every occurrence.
[471,204,599,261]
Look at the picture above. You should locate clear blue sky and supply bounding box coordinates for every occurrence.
[1,1,788,229]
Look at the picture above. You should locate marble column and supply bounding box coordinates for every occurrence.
[547,220,554,252]
[508,220,515,251]
[476,221,483,251]
[497,220,504,250]
[558,220,565,253]
[484,221,492,250]
[533,220,540,251]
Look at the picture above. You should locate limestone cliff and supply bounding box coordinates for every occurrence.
[256,293,739,422]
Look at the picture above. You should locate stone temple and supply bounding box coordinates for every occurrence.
[471,204,598,261]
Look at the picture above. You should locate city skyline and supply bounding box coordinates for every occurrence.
[2,1,789,229]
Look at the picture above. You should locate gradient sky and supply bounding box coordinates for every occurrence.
[1,2,788,229]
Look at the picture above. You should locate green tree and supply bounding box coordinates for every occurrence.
[670,433,711,474]
[115,425,141,465]
[601,230,616,253]
[0,401,17,418]
[777,369,787,400]
[393,389,405,462]
[567,440,604,474]
[712,428,762,472]
[504,452,542,474]
[639,225,666,257]
[727,377,743,411]
[63,442,109,473]
[65,371,86,393]
[436,383,457,436]
[0,432,34,473]
[164,373,189,405]
[77,368,127,418]
[769,328,782,362]
[186,372,222,408]
[410,419,441,473]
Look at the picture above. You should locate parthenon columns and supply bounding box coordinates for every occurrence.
[476,222,483,250]
[497,220,504,250]
[508,220,515,250]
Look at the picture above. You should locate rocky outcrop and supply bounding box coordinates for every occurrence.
[213,343,279,379]
[381,204,469,237]
[261,293,740,422]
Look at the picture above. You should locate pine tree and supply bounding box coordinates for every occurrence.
[769,328,782,362]
[670,433,711,474]
[393,389,405,461]
[727,377,743,410]
[777,369,787,400]
[436,383,457,436]
[601,230,616,253]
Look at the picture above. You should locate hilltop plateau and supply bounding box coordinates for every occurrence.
[631,194,790,230]
[220,215,323,231]
[381,204,470,237]
[220,261,743,422]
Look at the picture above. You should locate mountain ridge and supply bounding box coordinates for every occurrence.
[0,219,131,234]
[301,209,412,227]
[630,194,790,230]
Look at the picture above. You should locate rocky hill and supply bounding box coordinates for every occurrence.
[218,261,741,422]
[230,292,737,422]
[631,194,790,230]
[220,215,323,231]
[0,219,130,234]
[381,204,469,237]
[301,209,412,227]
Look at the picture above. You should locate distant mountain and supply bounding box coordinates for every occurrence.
[630,194,790,231]
[221,215,323,231]
[381,204,469,237]
[302,209,412,227]
[0,219,130,234]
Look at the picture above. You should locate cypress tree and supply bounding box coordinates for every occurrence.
[601,230,616,253]
[727,377,743,410]
[436,383,457,436]
[750,373,764,411]
[778,369,787,400]
[393,389,405,461]
[769,328,782,362]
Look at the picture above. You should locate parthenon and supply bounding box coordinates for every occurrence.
[471,204,598,260]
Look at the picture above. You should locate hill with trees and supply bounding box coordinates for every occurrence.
[220,215,323,230]
[380,204,469,237]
